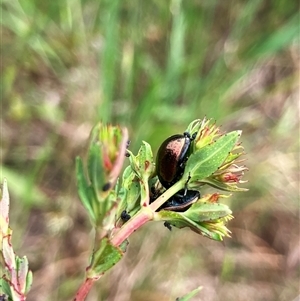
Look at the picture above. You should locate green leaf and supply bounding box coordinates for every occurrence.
[119,239,129,253]
[129,141,155,179]
[117,166,140,217]
[16,256,29,294]
[76,157,96,224]
[156,210,218,239]
[87,141,105,195]
[25,270,33,294]
[200,177,248,192]
[88,238,123,277]
[156,203,232,241]
[186,131,241,186]
[1,279,12,299]
[122,167,140,211]
[183,202,232,222]
[176,286,203,301]
[247,15,299,59]
[128,141,155,205]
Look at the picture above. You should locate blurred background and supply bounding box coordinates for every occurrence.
[1,0,299,300]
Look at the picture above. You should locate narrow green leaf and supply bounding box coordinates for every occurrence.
[176,286,203,301]
[25,270,33,294]
[16,256,29,293]
[128,141,155,205]
[1,279,11,299]
[200,177,248,192]
[247,14,299,59]
[87,142,105,195]
[184,202,232,222]
[120,166,140,213]
[76,157,96,223]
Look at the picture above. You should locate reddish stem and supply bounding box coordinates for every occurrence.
[110,209,152,246]
[73,277,97,301]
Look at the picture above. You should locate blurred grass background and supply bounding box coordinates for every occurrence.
[1,0,299,300]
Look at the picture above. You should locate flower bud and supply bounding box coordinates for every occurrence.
[192,118,222,150]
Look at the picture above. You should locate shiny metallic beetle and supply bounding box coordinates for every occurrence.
[159,189,200,212]
[155,131,199,213]
[156,131,196,188]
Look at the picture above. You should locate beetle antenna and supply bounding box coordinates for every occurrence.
[183,173,192,195]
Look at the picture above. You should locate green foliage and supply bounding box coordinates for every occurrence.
[186,131,241,186]
[87,238,123,278]
[76,157,97,223]
[72,118,245,298]
[127,141,155,205]
[1,0,298,300]
[175,286,203,301]
[75,123,127,228]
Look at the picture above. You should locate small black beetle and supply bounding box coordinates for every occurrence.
[121,210,131,222]
[156,132,196,188]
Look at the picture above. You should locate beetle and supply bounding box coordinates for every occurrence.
[154,131,200,212]
[120,210,131,222]
[159,189,200,212]
[156,131,197,189]
[161,190,200,231]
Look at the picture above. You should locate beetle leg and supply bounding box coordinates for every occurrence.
[164,221,172,231]
[183,173,192,195]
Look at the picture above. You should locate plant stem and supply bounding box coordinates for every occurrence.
[110,208,153,246]
[149,180,183,211]
[73,277,100,301]
[111,180,183,246]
